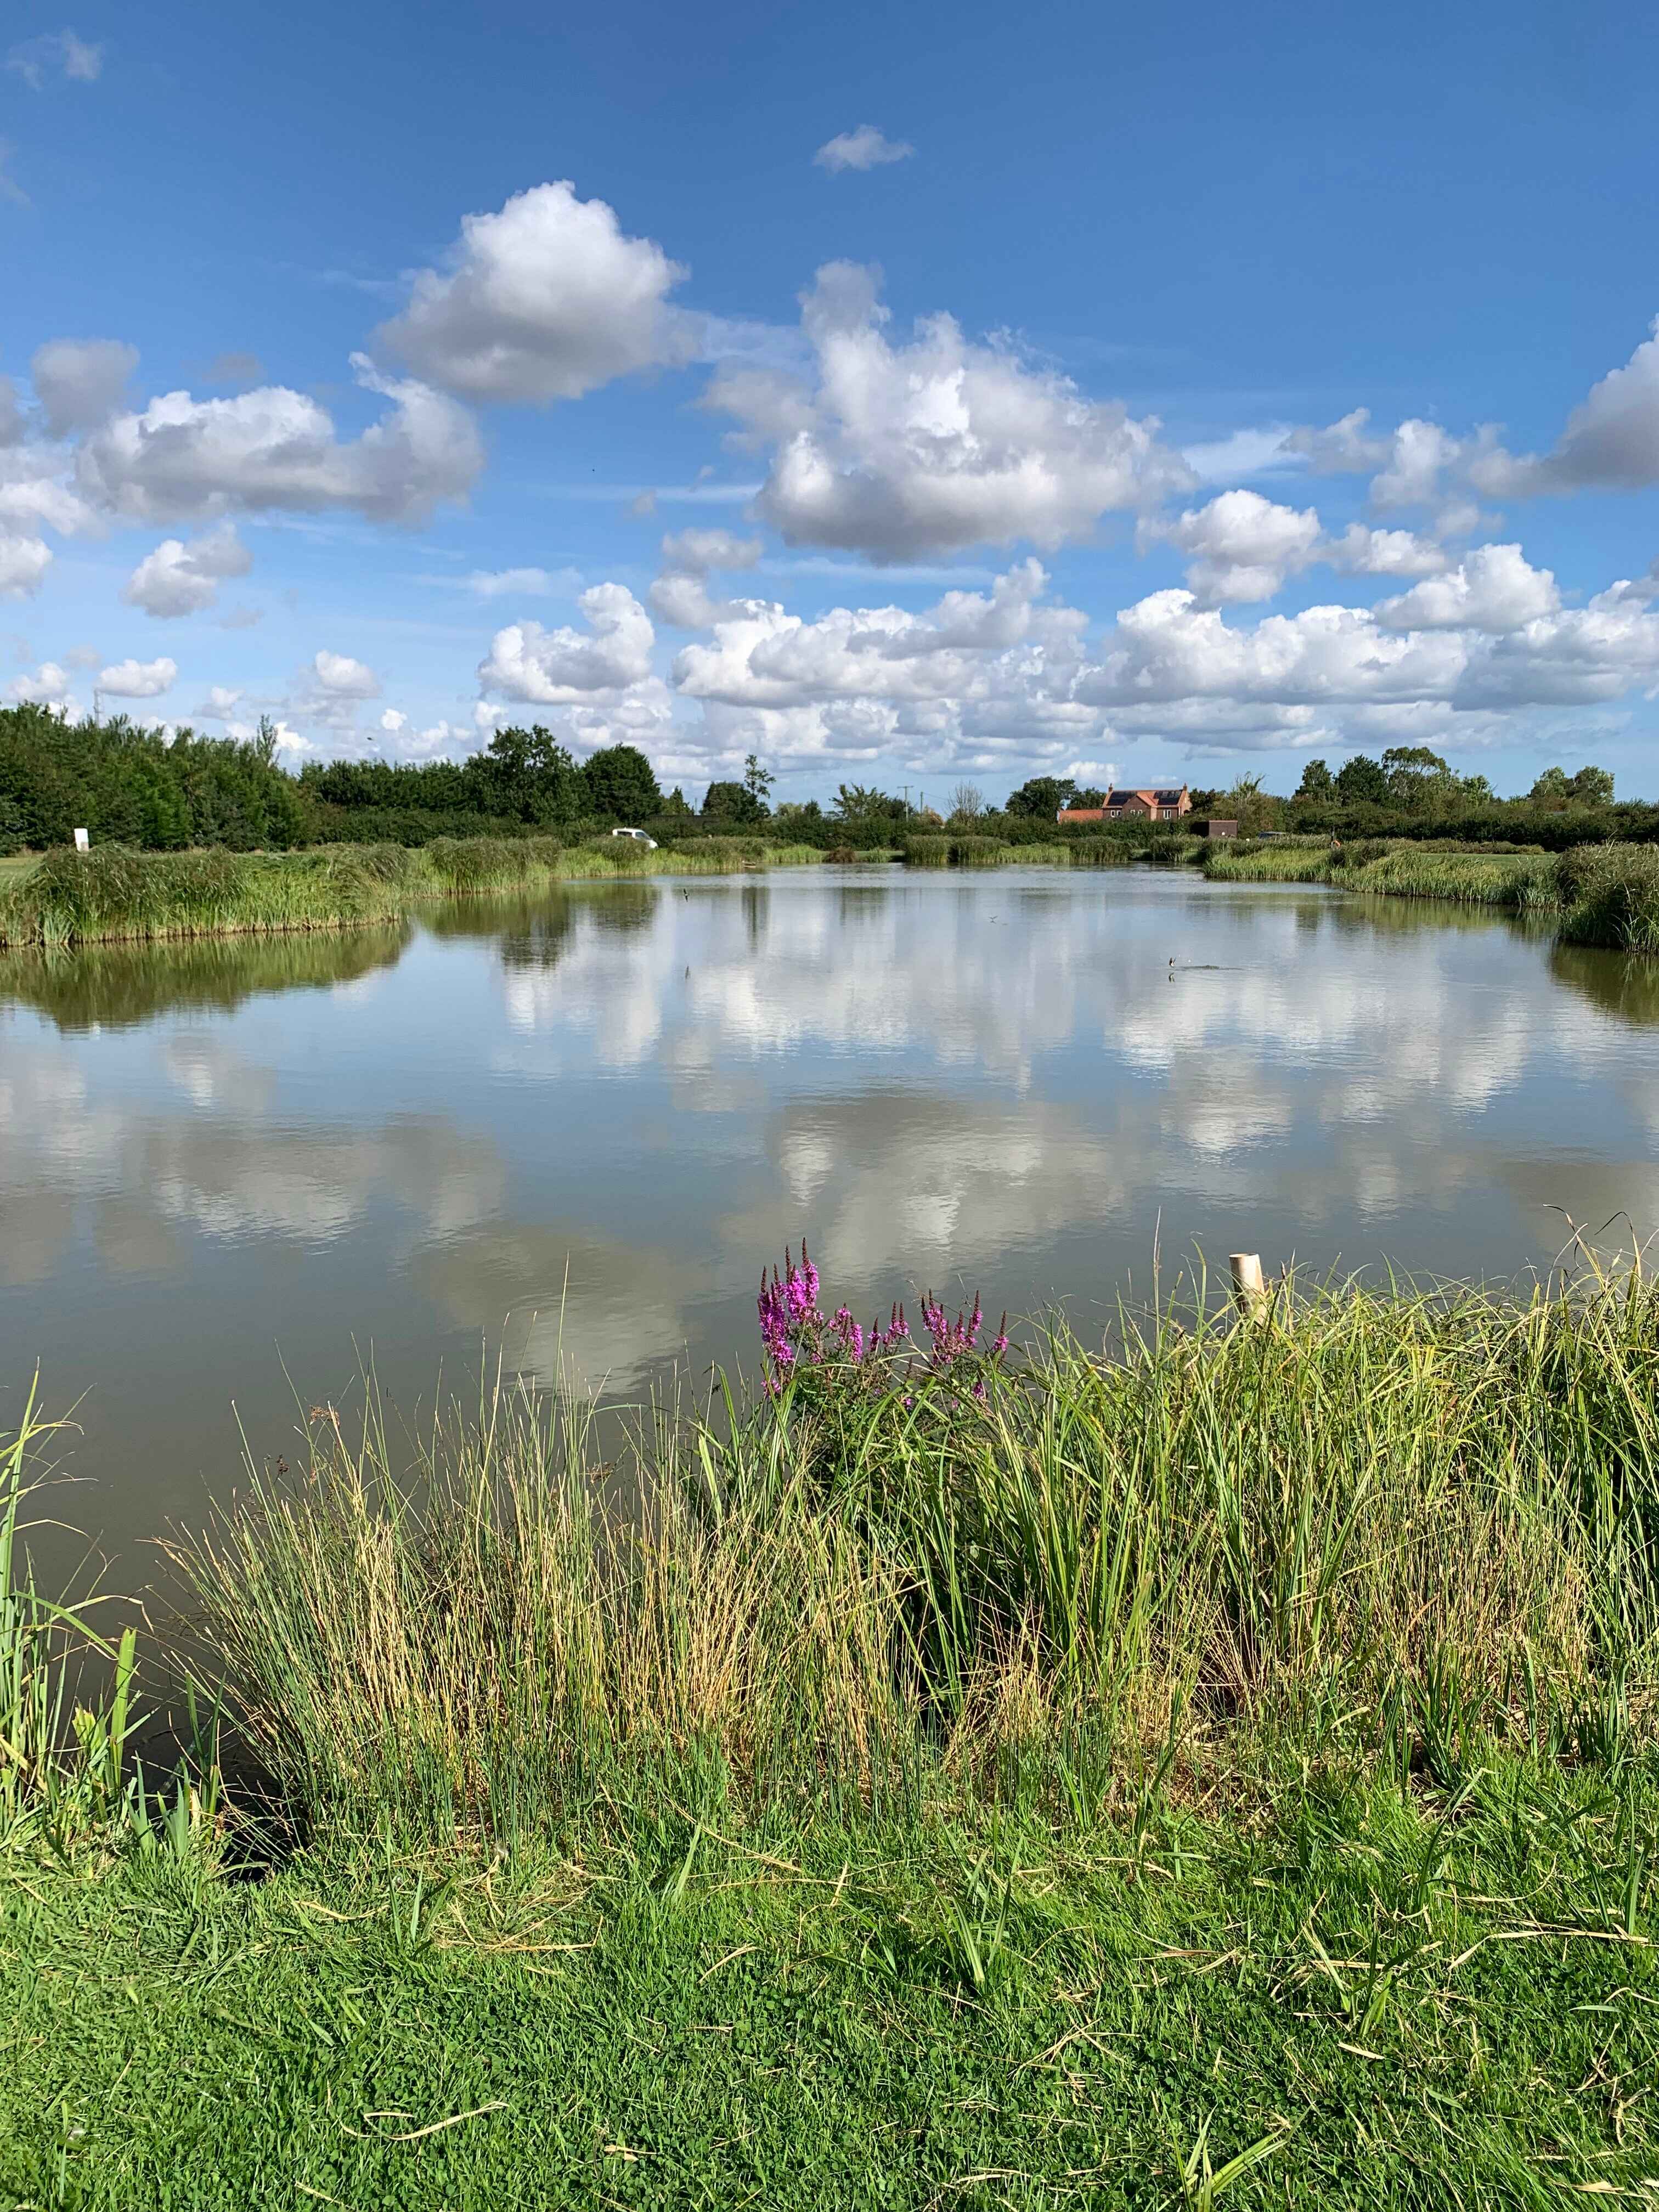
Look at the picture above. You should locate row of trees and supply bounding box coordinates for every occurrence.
[0,703,309,853]
[300,728,667,828]
[0,699,1640,856]
[1290,748,1613,815]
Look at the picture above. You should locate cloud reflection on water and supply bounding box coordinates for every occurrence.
[2,872,1658,1539]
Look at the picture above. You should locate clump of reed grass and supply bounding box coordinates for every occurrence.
[1200,835,1659,956]
[1143,832,1206,868]
[1555,841,1659,953]
[1059,838,1135,867]
[420,835,540,895]
[903,834,1011,867]
[1341,845,1556,906]
[0,836,826,946]
[551,839,821,881]
[167,1266,1659,1848]
[0,842,424,947]
[1203,842,1333,883]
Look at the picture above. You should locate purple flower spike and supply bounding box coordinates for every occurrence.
[758,1244,1007,1400]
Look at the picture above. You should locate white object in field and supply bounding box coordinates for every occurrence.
[74,827,90,852]
[1228,1251,1267,1318]
[609,827,657,849]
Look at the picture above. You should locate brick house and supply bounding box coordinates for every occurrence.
[1057,785,1192,826]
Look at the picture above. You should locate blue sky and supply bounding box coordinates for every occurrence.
[4,0,1659,801]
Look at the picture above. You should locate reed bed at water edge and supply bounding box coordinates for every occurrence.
[146,1264,1659,1849]
[1201,839,1340,884]
[0,836,824,946]
[1204,834,1659,949]
[904,834,1132,867]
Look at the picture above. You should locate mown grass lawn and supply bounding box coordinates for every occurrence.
[4,1769,1655,2210]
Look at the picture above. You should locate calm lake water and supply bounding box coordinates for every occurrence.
[4,865,1659,1567]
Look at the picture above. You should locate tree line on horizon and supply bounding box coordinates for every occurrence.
[0,698,1644,856]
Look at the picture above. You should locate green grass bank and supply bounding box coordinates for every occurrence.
[6,1764,1655,2210]
[1204,836,1659,952]
[0,834,824,949]
[4,1266,1659,2202]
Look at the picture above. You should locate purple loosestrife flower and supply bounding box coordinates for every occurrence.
[758,1247,1009,1399]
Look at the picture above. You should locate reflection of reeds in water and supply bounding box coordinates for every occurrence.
[1550,943,1659,1025]
[128,1267,1659,1847]
[0,924,411,1031]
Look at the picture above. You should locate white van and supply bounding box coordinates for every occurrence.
[608,827,658,849]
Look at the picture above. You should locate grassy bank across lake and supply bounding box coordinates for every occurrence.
[1205,834,1659,952]
[0,834,824,948]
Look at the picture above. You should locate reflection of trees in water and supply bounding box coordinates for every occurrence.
[742,882,768,949]
[1549,944,1659,1026]
[590,883,656,936]
[424,884,658,972]
[1325,894,1525,941]
[0,925,410,1034]
[498,899,578,974]
[837,884,893,927]
[423,895,545,943]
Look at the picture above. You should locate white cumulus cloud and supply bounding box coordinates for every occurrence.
[478,582,656,702]
[648,526,764,627]
[121,522,251,617]
[312,650,380,698]
[668,559,1103,776]
[76,356,482,526]
[7,661,75,707]
[813,125,915,174]
[377,180,697,404]
[704,262,1192,561]
[1470,317,1659,495]
[1146,488,1322,605]
[98,656,176,699]
[0,532,52,596]
[1376,544,1559,633]
[1326,523,1451,578]
[30,338,137,437]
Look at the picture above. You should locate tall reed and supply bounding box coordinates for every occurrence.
[1,1387,143,1850]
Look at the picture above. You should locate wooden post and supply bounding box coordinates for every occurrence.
[1229,1251,1267,1319]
